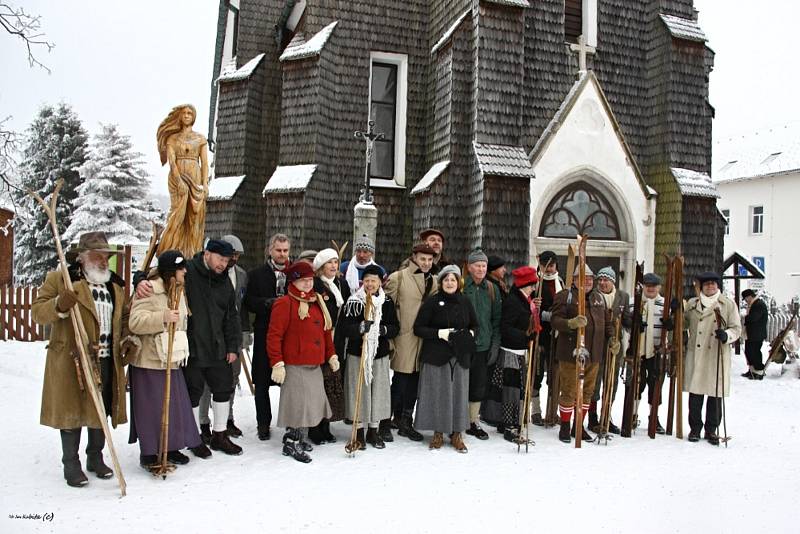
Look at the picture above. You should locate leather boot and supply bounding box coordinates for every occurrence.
[571,422,594,442]
[60,429,88,487]
[210,431,243,455]
[322,419,337,443]
[558,421,571,443]
[366,427,386,449]
[226,419,243,438]
[200,423,212,445]
[378,419,394,443]
[397,414,423,442]
[588,411,600,433]
[429,431,444,449]
[450,432,468,453]
[85,428,113,479]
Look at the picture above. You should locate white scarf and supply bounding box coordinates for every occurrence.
[542,271,563,293]
[700,290,721,311]
[602,288,616,309]
[345,255,377,293]
[639,296,658,359]
[343,287,385,386]
[320,274,344,308]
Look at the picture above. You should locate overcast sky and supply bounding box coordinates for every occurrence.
[2,0,799,197]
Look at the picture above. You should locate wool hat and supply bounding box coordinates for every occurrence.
[573,264,595,277]
[488,255,505,272]
[512,266,538,288]
[643,273,662,286]
[419,228,444,242]
[742,289,757,299]
[412,243,436,255]
[313,248,339,271]
[206,239,235,257]
[286,261,315,281]
[221,234,244,254]
[596,267,616,282]
[696,271,721,287]
[66,231,117,261]
[438,264,462,280]
[362,264,384,279]
[467,248,488,264]
[354,234,375,253]
[297,249,318,263]
[538,250,557,267]
[157,249,186,271]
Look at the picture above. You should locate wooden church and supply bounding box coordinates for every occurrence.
[205,0,724,293]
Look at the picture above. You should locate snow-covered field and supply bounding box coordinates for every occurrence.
[1,340,797,534]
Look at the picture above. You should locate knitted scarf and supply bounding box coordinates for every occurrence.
[601,288,616,310]
[343,287,385,386]
[541,271,563,293]
[345,255,377,293]
[320,274,344,308]
[287,284,332,331]
[268,258,288,297]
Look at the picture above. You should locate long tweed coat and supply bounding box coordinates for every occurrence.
[31,268,130,429]
[684,294,741,397]
[384,266,437,374]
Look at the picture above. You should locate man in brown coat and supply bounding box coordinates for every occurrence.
[550,265,616,443]
[31,232,133,488]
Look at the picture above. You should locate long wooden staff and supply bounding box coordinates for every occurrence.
[596,313,621,444]
[673,256,685,439]
[345,293,372,456]
[574,235,589,449]
[241,347,256,395]
[29,179,126,496]
[648,256,675,439]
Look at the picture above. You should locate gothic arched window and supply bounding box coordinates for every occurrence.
[539,182,621,240]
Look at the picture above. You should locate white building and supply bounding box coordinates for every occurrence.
[713,123,800,303]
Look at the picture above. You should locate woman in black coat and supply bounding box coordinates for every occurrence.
[413,265,478,453]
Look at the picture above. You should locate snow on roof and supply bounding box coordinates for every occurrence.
[474,142,535,178]
[218,53,265,83]
[713,122,800,183]
[411,161,449,196]
[671,167,718,198]
[208,175,246,201]
[431,10,470,55]
[659,14,707,43]
[280,21,338,62]
[263,165,317,195]
[484,0,531,8]
[723,250,766,279]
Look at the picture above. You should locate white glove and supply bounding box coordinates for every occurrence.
[438,329,451,341]
[328,355,340,372]
[271,362,286,385]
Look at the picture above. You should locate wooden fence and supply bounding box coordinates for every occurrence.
[0,286,45,341]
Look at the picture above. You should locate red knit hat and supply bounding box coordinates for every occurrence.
[512,266,538,288]
[286,261,315,281]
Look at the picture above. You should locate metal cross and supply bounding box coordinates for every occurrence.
[569,34,596,76]
[354,120,385,204]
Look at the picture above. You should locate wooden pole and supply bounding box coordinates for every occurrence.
[345,293,372,456]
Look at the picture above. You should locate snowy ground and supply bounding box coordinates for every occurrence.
[1,341,797,534]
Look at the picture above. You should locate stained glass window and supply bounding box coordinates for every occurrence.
[539,182,621,240]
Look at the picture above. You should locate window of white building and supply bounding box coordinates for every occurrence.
[368,52,408,187]
[750,205,764,235]
[721,209,730,236]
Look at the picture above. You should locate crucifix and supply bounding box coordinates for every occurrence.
[354,120,385,204]
[569,34,596,76]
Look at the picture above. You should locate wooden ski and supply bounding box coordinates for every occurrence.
[621,262,644,438]
[574,235,588,448]
[673,256,685,439]
[648,255,674,439]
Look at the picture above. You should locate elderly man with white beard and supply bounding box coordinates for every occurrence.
[32,232,134,488]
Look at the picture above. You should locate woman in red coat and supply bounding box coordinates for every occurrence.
[267,261,340,463]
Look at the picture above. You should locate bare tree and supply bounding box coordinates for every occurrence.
[0,2,54,73]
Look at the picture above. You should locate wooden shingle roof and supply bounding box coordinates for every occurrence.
[671,167,719,198]
[279,21,338,62]
[218,53,265,83]
[411,161,449,196]
[659,14,707,43]
[473,142,534,179]
[263,164,317,195]
[208,175,246,201]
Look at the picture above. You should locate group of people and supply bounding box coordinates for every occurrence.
[32,226,763,486]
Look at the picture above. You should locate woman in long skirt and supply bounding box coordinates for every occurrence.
[413,265,478,453]
[128,250,203,468]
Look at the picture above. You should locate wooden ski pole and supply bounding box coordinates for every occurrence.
[345,293,372,455]
[673,256,685,439]
[574,236,588,449]
[713,308,730,447]
[241,347,256,395]
[29,179,127,496]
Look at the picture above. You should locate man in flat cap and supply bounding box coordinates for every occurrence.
[741,289,768,380]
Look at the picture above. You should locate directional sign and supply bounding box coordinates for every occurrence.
[752,256,765,274]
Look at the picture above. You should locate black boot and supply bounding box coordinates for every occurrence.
[397,414,423,442]
[378,419,394,443]
[60,429,88,487]
[704,430,720,446]
[531,414,544,427]
[466,422,489,440]
[322,419,337,443]
[210,431,243,455]
[200,423,211,445]
[655,418,666,435]
[608,420,621,435]
[558,421,571,443]
[257,424,271,441]
[307,422,327,446]
[190,442,212,458]
[688,429,701,442]
[282,428,312,463]
[366,427,386,449]
[139,454,158,469]
[167,450,190,465]
[355,428,367,450]
[588,411,600,433]
[571,423,593,442]
[503,427,520,443]
[226,419,243,438]
[85,428,113,479]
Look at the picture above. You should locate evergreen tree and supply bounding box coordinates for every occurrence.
[64,123,162,246]
[13,103,88,285]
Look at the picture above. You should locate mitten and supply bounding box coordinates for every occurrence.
[714,329,728,343]
[438,329,451,341]
[661,317,675,331]
[271,362,286,384]
[328,355,340,372]
[359,320,374,335]
[566,315,587,330]
[56,289,79,313]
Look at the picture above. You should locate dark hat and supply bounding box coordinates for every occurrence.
[412,243,436,255]
[467,248,488,264]
[286,261,314,281]
[742,289,757,299]
[538,250,557,267]
[419,228,444,241]
[206,239,235,257]
[643,273,662,286]
[512,266,538,288]
[488,255,505,272]
[362,264,384,279]
[158,250,186,271]
[696,271,721,286]
[66,231,117,261]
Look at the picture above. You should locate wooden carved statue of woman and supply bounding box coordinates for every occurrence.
[156,104,209,258]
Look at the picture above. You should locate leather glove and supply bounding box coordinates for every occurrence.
[271,362,286,385]
[488,344,500,366]
[566,315,587,330]
[241,331,254,349]
[609,339,621,355]
[328,354,340,372]
[714,329,728,343]
[358,320,374,335]
[639,321,648,333]
[56,288,79,313]
[540,310,552,323]
[438,329,452,341]
[661,317,675,332]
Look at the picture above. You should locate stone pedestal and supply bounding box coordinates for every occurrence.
[353,201,378,246]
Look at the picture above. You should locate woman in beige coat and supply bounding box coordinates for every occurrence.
[128,250,203,467]
[684,272,741,445]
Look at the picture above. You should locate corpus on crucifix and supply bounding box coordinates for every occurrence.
[354,120,385,204]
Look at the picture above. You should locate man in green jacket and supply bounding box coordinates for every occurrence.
[463,248,502,440]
